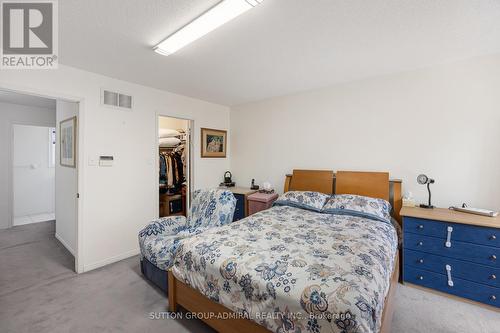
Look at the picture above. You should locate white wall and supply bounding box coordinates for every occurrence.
[55,101,79,255]
[0,65,230,272]
[0,102,56,229]
[13,125,55,223]
[231,54,500,211]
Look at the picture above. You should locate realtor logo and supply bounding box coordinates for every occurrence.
[1,0,58,69]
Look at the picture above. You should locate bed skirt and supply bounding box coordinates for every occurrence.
[140,258,168,293]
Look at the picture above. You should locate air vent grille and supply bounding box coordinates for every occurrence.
[101,89,132,110]
[118,94,132,109]
[103,90,118,106]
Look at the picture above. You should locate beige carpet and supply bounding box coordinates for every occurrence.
[1,221,498,333]
[393,283,499,333]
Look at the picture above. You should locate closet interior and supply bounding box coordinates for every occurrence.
[158,116,190,218]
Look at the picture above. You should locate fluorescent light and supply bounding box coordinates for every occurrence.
[154,0,263,56]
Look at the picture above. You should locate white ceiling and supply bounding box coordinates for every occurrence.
[0,90,56,109]
[59,0,500,106]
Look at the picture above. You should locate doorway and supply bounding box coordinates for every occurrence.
[1,89,79,274]
[158,116,192,218]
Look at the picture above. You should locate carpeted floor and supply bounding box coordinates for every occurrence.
[0,221,498,333]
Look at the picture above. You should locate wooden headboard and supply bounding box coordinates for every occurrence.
[336,171,389,201]
[287,169,334,194]
[284,169,403,224]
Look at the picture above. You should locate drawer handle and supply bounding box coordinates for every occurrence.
[490,295,497,301]
[490,255,497,261]
[445,264,454,287]
[490,274,497,280]
[491,235,497,240]
[418,224,424,230]
[418,258,424,264]
[418,275,424,280]
[445,226,453,248]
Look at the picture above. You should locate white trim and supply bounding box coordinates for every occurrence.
[55,232,76,256]
[48,127,56,168]
[83,248,140,272]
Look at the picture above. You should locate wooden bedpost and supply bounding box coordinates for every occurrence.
[284,174,292,192]
[168,270,177,312]
[391,180,402,225]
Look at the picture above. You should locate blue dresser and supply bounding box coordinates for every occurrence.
[401,207,500,308]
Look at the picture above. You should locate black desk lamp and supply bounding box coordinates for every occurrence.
[417,174,435,209]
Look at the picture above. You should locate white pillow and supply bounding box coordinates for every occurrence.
[159,128,180,138]
[159,137,181,147]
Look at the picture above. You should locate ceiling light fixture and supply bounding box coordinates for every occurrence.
[154,0,263,56]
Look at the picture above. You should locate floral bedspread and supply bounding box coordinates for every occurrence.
[172,205,398,333]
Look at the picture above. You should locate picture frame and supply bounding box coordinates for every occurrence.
[60,116,77,168]
[200,128,227,158]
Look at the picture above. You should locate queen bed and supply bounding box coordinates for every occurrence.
[168,170,402,333]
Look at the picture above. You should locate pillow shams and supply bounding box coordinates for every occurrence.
[273,191,330,212]
[322,194,392,224]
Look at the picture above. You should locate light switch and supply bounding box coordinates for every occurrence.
[99,156,114,167]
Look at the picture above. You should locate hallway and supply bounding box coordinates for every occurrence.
[0,221,74,297]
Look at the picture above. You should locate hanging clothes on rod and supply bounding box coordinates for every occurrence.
[159,148,184,194]
[174,143,186,177]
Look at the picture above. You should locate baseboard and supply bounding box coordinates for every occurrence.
[55,233,76,256]
[83,248,140,272]
[14,212,55,226]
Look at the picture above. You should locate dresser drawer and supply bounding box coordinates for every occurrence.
[404,233,499,268]
[404,249,500,288]
[404,217,499,248]
[404,266,499,308]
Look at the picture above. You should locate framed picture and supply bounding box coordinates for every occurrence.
[60,116,77,167]
[201,128,227,158]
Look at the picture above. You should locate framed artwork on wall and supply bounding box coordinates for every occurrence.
[200,128,227,158]
[60,116,77,167]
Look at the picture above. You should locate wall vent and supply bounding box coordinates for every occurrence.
[101,89,133,110]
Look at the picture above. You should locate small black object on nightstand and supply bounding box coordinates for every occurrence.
[417,174,434,209]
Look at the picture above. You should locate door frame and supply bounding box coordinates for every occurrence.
[155,113,194,217]
[1,84,85,274]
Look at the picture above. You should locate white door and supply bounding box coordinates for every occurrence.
[55,100,78,256]
[12,125,56,225]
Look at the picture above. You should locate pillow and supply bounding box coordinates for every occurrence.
[159,137,181,147]
[273,191,330,212]
[322,194,392,224]
[159,128,180,138]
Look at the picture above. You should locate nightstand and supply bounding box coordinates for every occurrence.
[401,206,500,309]
[247,192,279,215]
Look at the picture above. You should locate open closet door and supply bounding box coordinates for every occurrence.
[55,100,78,260]
[185,121,193,210]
